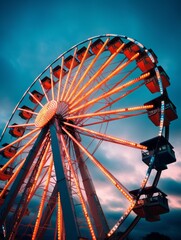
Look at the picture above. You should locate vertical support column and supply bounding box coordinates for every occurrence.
[49,120,79,240]
[73,140,109,239]
[0,126,49,225]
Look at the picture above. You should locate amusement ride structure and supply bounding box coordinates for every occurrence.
[0,34,178,239]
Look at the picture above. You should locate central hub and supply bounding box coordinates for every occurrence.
[35,100,70,128]
[35,100,58,128]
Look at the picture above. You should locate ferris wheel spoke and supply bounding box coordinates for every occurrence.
[81,112,146,127]
[8,123,36,128]
[50,66,55,100]
[109,65,138,91]
[69,72,150,114]
[38,78,50,102]
[62,126,133,202]
[67,38,110,103]
[63,122,147,150]
[69,42,125,105]
[28,91,44,107]
[95,82,145,114]
[56,56,65,102]
[17,107,38,116]
[67,104,153,121]
[61,47,77,101]
[0,127,40,152]
[0,131,40,172]
[32,158,53,240]
[64,41,92,102]
[69,52,140,110]
[75,85,146,127]
[0,159,26,199]
[60,134,96,239]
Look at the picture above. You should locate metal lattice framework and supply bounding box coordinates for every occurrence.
[0,34,178,239]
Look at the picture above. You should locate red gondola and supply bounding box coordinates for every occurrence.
[1,144,17,159]
[53,65,67,79]
[144,95,178,126]
[41,76,54,90]
[19,106,33,120]
[144,66,170,93]
[123,41,140,59]
[9,123,25,138]
[0,165,13,181]
[77,46,92,61]
[90,39,104,55]
[64,55,80,69]
[137,49,158,72]
[29,90,44,104]
[107,36,124,54]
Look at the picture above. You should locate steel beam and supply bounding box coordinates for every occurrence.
[73,138,109,239]
[0,125,49,226]
[49,119,79,240]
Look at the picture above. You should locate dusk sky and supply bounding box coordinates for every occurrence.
[0,0,181,239]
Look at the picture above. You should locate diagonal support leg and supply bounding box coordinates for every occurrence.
[0,125,49,226]
[73,140,109,239]
[49,119,79,240]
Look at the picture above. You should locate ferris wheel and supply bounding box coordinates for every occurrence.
[0,34,178,240]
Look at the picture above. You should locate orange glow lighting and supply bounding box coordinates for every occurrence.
[61,48,77,101]
[64,41,92,101]
[62,126,133,202]
[60,134,96,239]
[69,71,150,115]
[67,104,153,120]
[69,42,125,105]
[64,122,147,150]
[32,158,53,240]
[69,52,140,110]
[56,56,65,102]
[67,38,110,103]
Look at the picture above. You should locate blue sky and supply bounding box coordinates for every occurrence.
[0,0,181,239]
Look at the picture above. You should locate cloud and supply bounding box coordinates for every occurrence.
[130,208,181,240]
[158,178,181,197]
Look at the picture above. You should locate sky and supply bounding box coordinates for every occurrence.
[0,0,181,239]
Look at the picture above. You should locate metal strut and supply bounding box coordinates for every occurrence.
[49,119,80,240]
[0,125,49,227]
[7,133,51,240]
[72,132,110,239]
